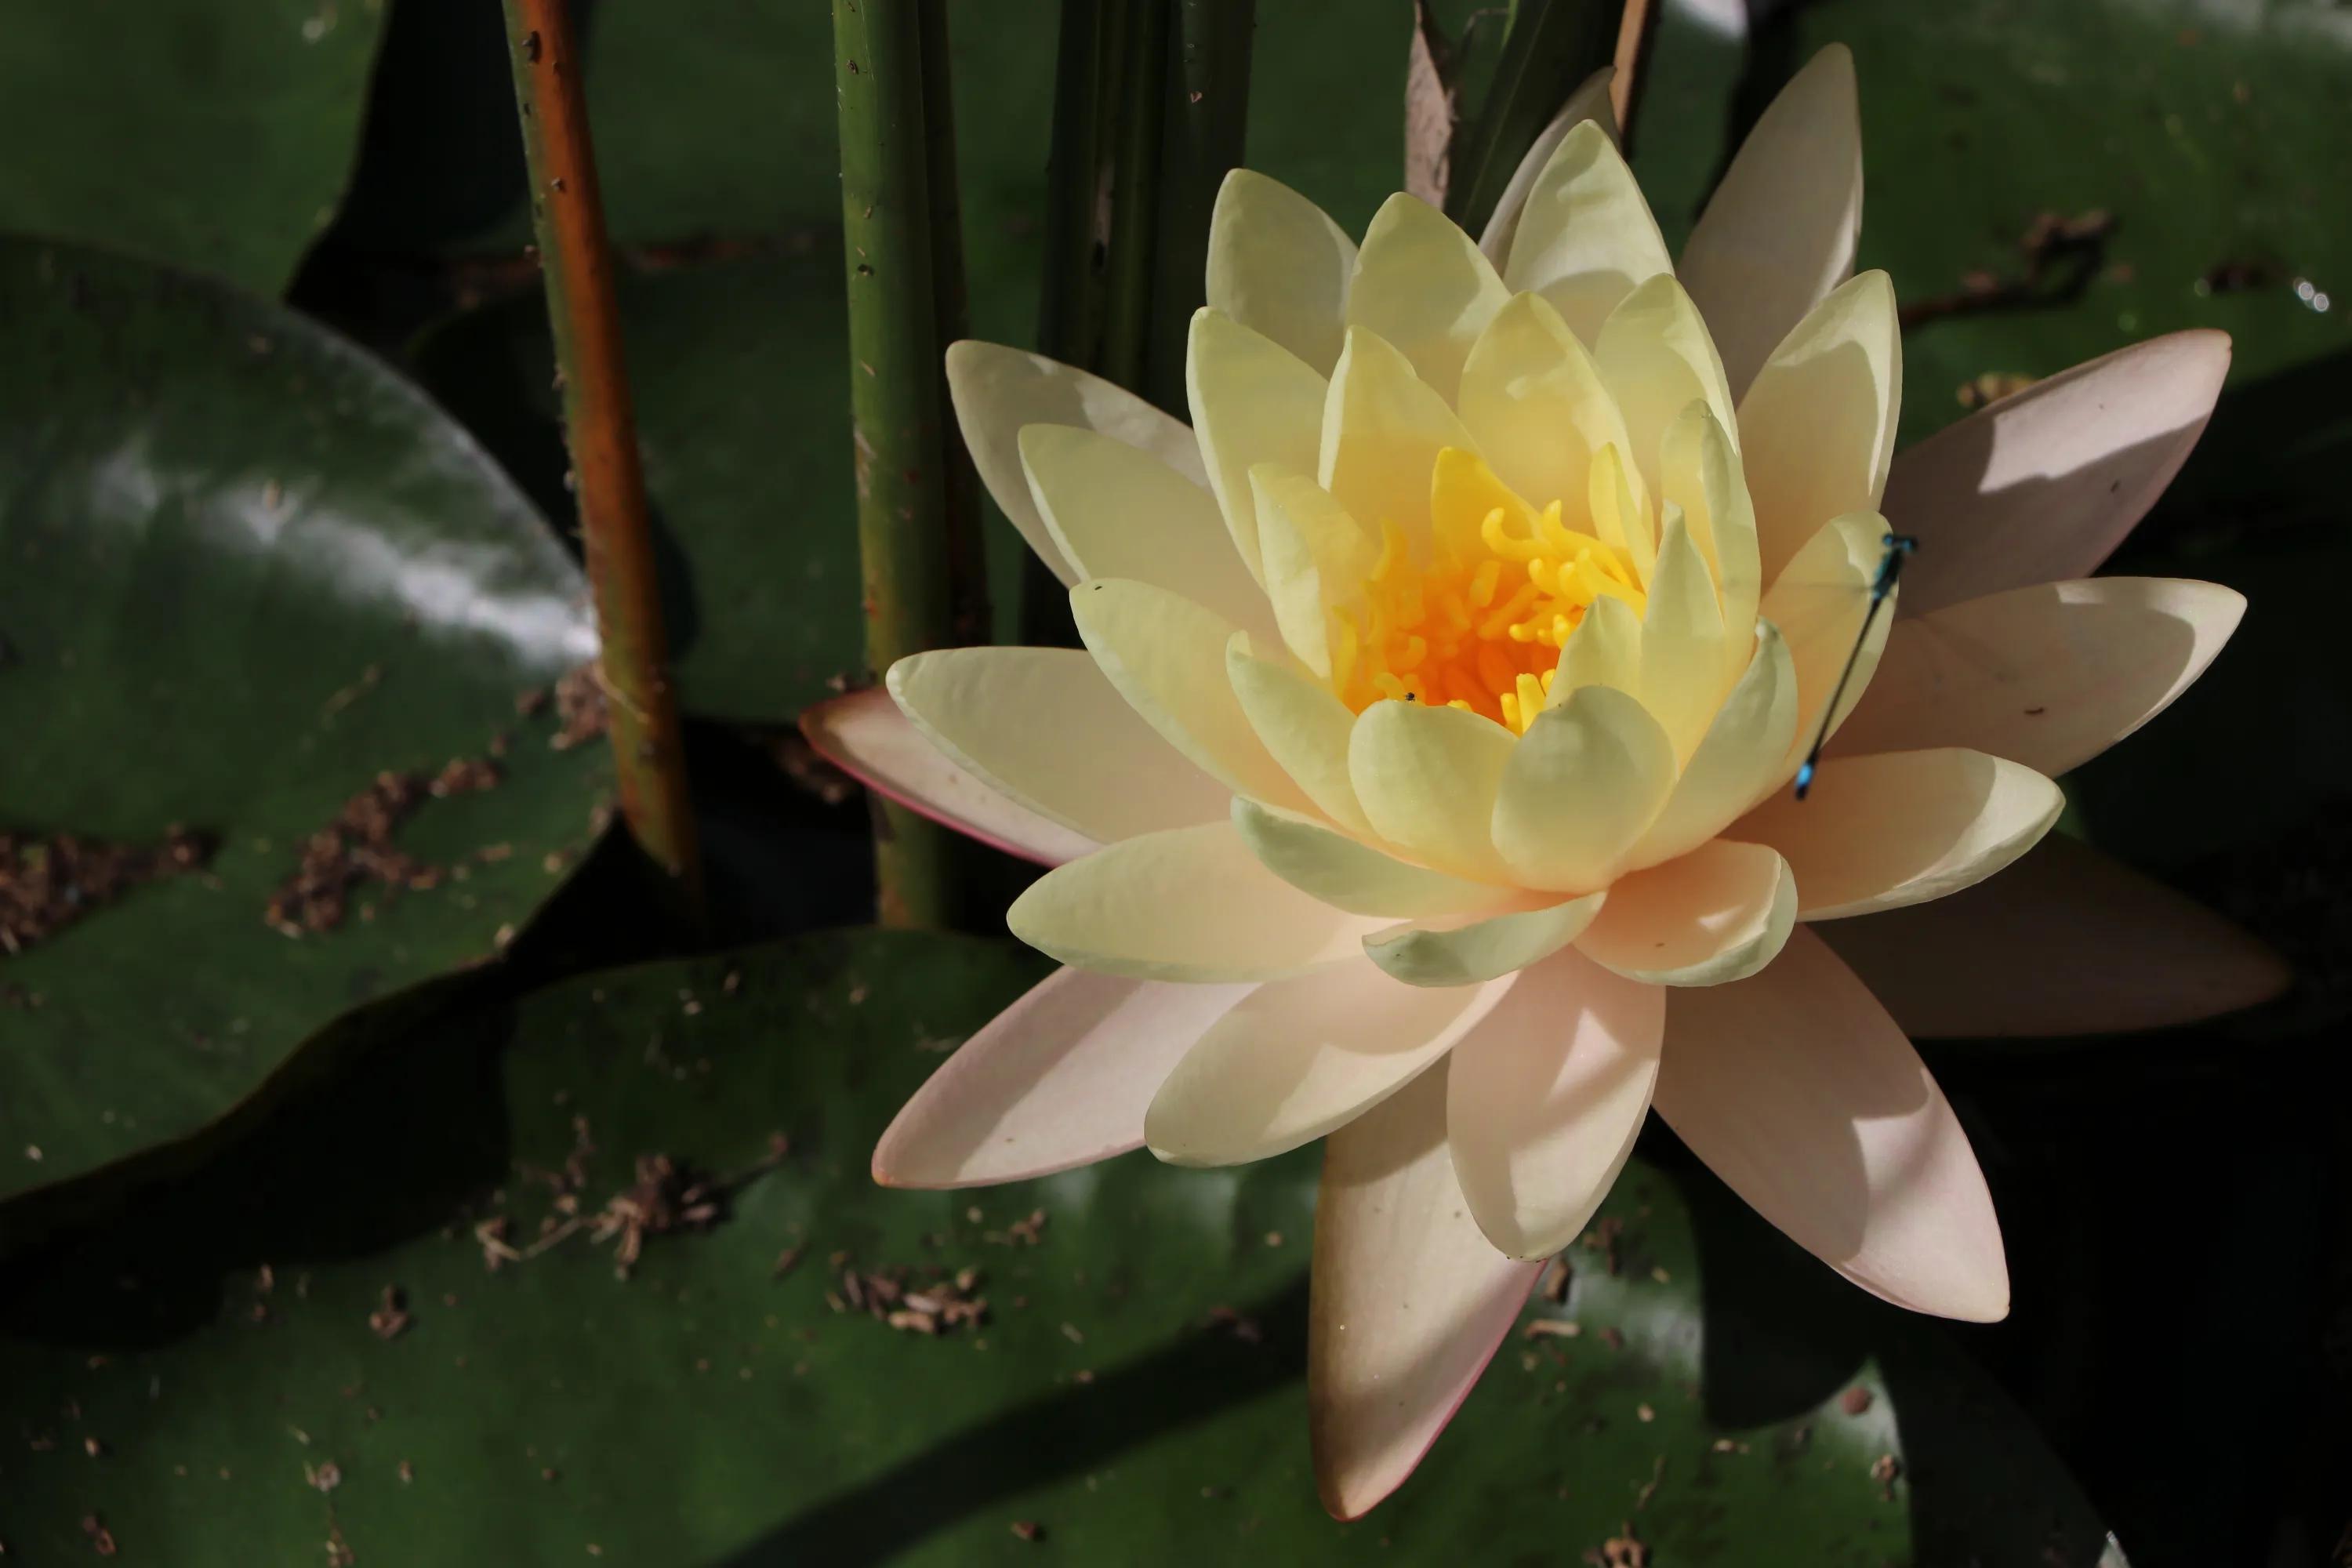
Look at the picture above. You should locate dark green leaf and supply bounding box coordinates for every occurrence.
[0,928,2105,1562]
[0,238,610,1214]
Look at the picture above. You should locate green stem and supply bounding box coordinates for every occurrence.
[1147,0,1257,414]
[917,0,991,650]
[1096,0,1171,395]
[500,0,703,917]
[833,0,973,930]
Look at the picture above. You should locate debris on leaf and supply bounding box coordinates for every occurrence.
[2,826,216,956]
[1839,1385,1875,1417]
[549,663,609,751]
[590,1155,721,1278]
[1584,1520,1648,1568]
[367,1286,412,1341]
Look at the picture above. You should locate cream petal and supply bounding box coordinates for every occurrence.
[1628,622,1798,869]
[1739,271,1901,587]
[1320,325,1478,552]
[1251,463,1377,677]
[884,648,1230,844]
[1832,578,2244,777]
[1652,927,2009,1320]
[1477,66,1617,270]
[1345,192,1512,405]
[1818,833,2291,1038]
[1548,593,1643,703]
[1586,440,1655,583]
[1364,894,1607,988]
[1675,45,1861,401]
[1575,839,1796,985]
[1458,291,1635,521]
[1639,509,1731,762]
[1348,698,1517,882]
[800,686,1098,867]
[1071,578,1316,814]
[873,967,1250,1187]
[1737,748,2063,920]
[1492,685,1675,893]
[1020,423,1275,644]
[1008,821,1380,983]
[1760,510,1897,785]
[1501,119,1673,347]
[1232,798,1514,920]
[1659,401,1761,684]
[1593,274,1739,508]
[1146,959,1513,1165]
[1187,308,1330,582]
[1882,332,2231,616]
[1206,168,1358,375]
[1446,947,1663,1258]
[1311,1065,1547,1520]
[1228,637,1377,837]
[947,339,1206,585]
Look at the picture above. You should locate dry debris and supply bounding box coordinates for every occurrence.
[264,760,502,935]
[367,1287,412,1341]
[1839,1385,1875,1417]
[1541,1258,1573,1304]
[2,826,215,956]
[548,664,610,751]
[590,1155,723,1277]
[1584,1521,1648,1568]
[1580,1217,1624,1277]
[1900,208,2117,330]
[829,1257,989,1336]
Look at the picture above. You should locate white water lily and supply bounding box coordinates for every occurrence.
[805,48,2285,1516]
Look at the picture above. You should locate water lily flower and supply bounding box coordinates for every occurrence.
[805,47,2286,1517]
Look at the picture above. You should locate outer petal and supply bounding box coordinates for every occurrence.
[1831,578,2244,777]
[1232,798,1512,920]
[1229,637,1376,836]
[1492,685,1676,892]
[1882,331,2231,616]
[1349,699,1517,882]
[1739,271,1901,587]
[1310,1065,1548,1520]
[872,968,1249,1187]
[947,339,1206,585]
[1446,948,1664,1257]
[1501,119,1672,347]
[1477,65,1617,270]
[1738,748,2062,920]
[1760,510,1897,783]
[1818,833,2291,1038]
[1070,579,1316,814]
[1021,423,1273,641]
[1459,291,1635,522]
[1675,45,1861,400]
[1146,960,1512,1165]
[801,686,1097,866]
[1364,893,1606,988]
[1206,168,1357,375]
[884,648,1230,843]
[1252,463,1377,677]
[1629,622,1798,869]
[1320,325,1477,552]
[1593,274,1739,510]
[1345,193,1512,405]
[1575,839,1796,985]
[1007,821,1379,982]
[1188,309,1330,582]
[1652,927,2009,1320]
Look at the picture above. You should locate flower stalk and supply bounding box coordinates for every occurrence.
[1146,0,1258,412]
[1610,0,1661,145]
[1443,0,1617,237]
[500,0,702,916]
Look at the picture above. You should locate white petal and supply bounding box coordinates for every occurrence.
[948,339,1206,585]
[1458,290,1635,519]
[1477,66,1617,270]
[1346,192,1512,405]
[1364,894,1606,988]
[1234,797,1512,919]
[1207,168,1358,375]
[1502,119,1673,347]
[1320,325,1477,554]
[1188,308,1330,582]
[1652,927,2009,1320]
[1659,401,1761,684]
[873,967,1249,1187]
[1147,960,1512,1165]
[1593,274,1739,509]
[1446,949,1663,1257]
[1349,698,1517,882]
[1252,463,1377,677]
[1576,839,1795,985]
[1311,1065,1547,1519]
[1492,685,1676,892]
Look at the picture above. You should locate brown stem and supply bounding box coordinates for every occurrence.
[501,0,702,913]
[1610,0,1661,146]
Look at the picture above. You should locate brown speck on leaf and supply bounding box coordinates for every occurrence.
[368,1285,412,1341]
[1840,1385,1875,1417]
[1523,1319,1581,1341]
[1263,1230,1284,1248]
[80,1515,117,1557]
[1205,1305,1263,1345]
[83,1436,105,1458]
[307,1460,342,1492]
[1870,1451,1903,1494]
[1599,1327,1625,1351]
[2,826,216,956]
[549,663,610,751]
[1584,1519,1648,1568]
[772,1247,804,1280]
[1010,1520,1044,1543]
[1542,1258,1572,1303]
[397,1458,415,1484]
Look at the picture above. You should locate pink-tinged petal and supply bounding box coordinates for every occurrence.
[1817,833,2291,1038]
[1882,331,2231,616]
[800,687,1095,867]
[1446,949,1664,1258]
[1147,960,1513,1166]
[1652,927,2008,1321]
[873,968,1250,1188]
[1311,1064,1546,1519]
[1575,839,1796,985]
[1832,577,2245,777]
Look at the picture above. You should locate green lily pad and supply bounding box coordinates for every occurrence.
[0,237,611,1217]
[0,0,389,295]
[0,928,2105,1561]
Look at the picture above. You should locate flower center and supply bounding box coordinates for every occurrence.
[1330,448,1648,735]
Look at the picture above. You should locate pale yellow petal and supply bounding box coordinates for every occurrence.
[1639,507,1730,762]
[1739,270,1901,586]
[1345,192,1512,405]
[1319,325,1477,552]
[1735,747,2063,920]
[1575,839,1796,985]
[1502,118,1672,347]
[1628,621,1797,869]
[1228,637,1376,837]
[1348,697,1516,882]
[1477,66,1617,269]
[1207,168,1357,375]
[1548,593,1642,702]
[1250,463,1377,677]
[1586,437,1654,583]
[1492,684,1675,893]
[1232,797,1514,920]
[1593,273,1739,508]
[1458,291,1634,518]
[1187,308,1330,582]
[1364,893,1607,987]
[1759,510,1896,786]
[1659,401,1761,683]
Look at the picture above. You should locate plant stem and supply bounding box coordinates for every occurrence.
[500,0,702,916]
[1147,0,1257,414]
[1444,0,1617,237]
[833,0,974,929]
[1610,0,1660,147]
[916,0,991,651]
[1097,0,1171,396]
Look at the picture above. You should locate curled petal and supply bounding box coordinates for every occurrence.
[1365,893,1607,988]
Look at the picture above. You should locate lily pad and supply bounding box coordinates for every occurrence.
[0,237,610,1215]
[0,928,2106,1562]
[0,0,389,294]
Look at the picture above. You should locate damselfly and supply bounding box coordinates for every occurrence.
[1793,533,1916,800]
